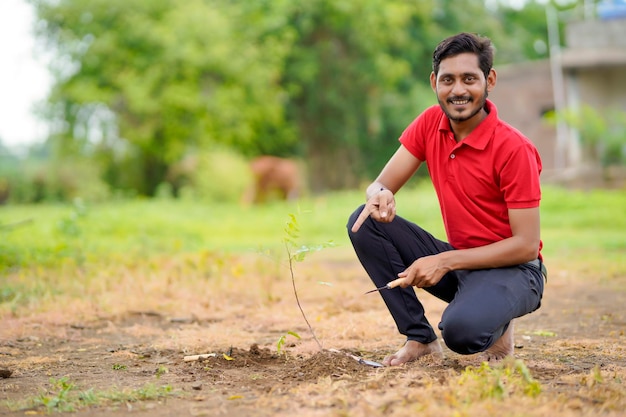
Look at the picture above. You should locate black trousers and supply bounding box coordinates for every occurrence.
[347,205,544,355]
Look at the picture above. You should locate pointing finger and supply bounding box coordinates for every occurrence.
[350,205,374,233]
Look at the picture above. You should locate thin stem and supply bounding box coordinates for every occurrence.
[286,242,323,351]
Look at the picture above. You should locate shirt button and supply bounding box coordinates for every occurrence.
[450,153,456,159]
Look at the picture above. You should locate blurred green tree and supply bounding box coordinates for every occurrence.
[276,0,437,190]
[27,0,553,197]
[31,0,293,196]
[548,105,626,170]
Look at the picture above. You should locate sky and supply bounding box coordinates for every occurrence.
[0,0,52,148]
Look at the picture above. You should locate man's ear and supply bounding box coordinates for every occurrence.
[430,71,437,92]
[487,68,497,92]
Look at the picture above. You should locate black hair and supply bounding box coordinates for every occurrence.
[432,33,494,79]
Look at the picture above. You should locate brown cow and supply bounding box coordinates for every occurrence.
[246,156,302,204]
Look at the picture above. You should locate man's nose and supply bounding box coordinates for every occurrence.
[451,80,467,96]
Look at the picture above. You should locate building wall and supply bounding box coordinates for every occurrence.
[565,17,626,49]
[572,67,626,111]
[560,16,626,177]
[486,14,626,185]
[562,16,626,113]
[488,60,557,171]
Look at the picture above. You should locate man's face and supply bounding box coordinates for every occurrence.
[430,53,495,124]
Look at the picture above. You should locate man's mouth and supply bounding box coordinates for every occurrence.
[448,98,471,105]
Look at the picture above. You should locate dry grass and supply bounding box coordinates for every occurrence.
[1,186,625,415]
[1,244,625,416]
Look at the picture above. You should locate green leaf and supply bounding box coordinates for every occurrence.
[276,335,286,353]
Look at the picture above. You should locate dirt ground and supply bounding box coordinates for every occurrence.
[1,251,625,416]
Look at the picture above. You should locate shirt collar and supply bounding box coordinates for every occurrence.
[438,99,498,150]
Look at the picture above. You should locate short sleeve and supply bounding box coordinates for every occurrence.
[500,140,543,209]
[399,105,442,162]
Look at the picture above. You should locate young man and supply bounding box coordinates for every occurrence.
[347,32,545,366]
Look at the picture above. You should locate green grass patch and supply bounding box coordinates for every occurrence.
[0,195,354,269]
[1,182,624,267]
[456,359,542,401]
[1,183,625,313]
[0,183,443,270]
[5,377,177,413]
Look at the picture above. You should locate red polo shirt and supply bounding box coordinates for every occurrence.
[399,100,542,254]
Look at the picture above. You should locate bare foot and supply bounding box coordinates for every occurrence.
[382,339,443,366]
[478,321,514,364]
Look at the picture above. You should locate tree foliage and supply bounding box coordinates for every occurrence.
[31,0,293,195]
[25,0,555,198]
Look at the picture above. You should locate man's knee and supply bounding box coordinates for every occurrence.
[440,317,491,355]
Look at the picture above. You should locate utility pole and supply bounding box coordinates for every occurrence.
[546,4,569,170]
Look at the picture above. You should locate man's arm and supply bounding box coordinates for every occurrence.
[446,207,541,268]
[351,146,422,233]
[396,206,541,288]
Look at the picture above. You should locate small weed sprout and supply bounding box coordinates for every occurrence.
[56,198,88,237]
[155,365,169,379]
[457,359,542,401]
[277,330,301,354]
[77,388,99,406]
[582,364,604,388]
[10,380,177,413]
[35,377,76,413]
[282,213,334,352]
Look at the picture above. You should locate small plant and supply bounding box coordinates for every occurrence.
[9,380,178,413]
[129,384,174,401]
[277,330,301,354]
[155,365,169,378]
[456,359,541,401]
[56,198,88,237]
[77,388,99,406]
[545,105,626,170]
[112,363,127,370]
[582,364,604,388]
[35,377,76,413]
[282,213,335,351]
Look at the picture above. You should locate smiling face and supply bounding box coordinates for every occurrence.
[430,52,496,128]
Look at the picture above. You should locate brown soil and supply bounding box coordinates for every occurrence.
[1,252,625,416]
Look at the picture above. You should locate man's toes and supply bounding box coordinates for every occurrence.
[383,354,408,367]
[382,355,394,366]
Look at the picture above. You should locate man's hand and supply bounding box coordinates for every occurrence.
[351,146,422,233]
[350,189,396,233]
[396,254,449,288]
